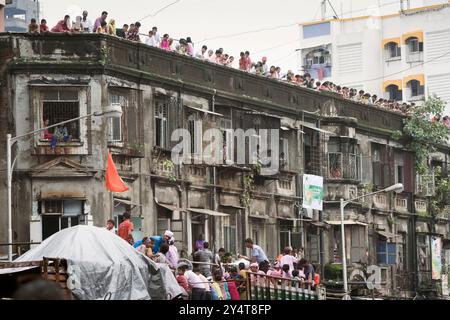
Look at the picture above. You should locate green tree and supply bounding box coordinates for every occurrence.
[394,96,450,174]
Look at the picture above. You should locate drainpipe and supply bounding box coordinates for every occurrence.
[319,209,325,279]
[177,86,187,254]
[411,196,418,294]
[317,117,325,280]
[211,89,218,252]
[138,77,143,220]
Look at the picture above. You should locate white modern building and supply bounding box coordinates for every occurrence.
[5,0,39,32]
[298,0,450,113]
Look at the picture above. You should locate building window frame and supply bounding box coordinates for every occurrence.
[406,79,425,101]
[41,200,85,240]
[377,239,397,265]
[219,118,233,165]
[385,42,402,61]
[406,37,424,63]
[155,101,168,149]
[38,89,83,144]
[385,84,403,102]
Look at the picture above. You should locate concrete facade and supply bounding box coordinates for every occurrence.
[0,33,449,298]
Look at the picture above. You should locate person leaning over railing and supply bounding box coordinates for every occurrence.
[298,258,315,287]
[239,238,269,271]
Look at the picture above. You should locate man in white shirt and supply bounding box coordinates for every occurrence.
[195,268,212,300]
[178,263,206,300]
[80,10,93,33]
[280,246,297,274]
[240,238,269,271]
[152,27,161,46]
[105,219,116,234]
[195,45,208,60]
[145,31,158,47]
[261,56,269,76]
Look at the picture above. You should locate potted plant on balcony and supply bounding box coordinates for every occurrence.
[162,159,177,183]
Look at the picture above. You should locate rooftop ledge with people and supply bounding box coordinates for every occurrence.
[0,31,408,134]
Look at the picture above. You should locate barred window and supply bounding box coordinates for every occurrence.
[155,101,168,148]
[42,90,80,140]
[108,93,128,143]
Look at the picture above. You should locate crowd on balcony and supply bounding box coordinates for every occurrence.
[23,10,450,122]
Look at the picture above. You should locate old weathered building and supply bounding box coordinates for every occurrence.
[0,33,449,298]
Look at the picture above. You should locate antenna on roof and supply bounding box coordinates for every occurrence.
[327,0,340,19]
[400,0,411,12]
[321,0,327,20]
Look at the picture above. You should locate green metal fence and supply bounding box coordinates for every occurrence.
[246,272,326,300]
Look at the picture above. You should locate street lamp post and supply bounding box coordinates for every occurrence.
[5,105,122,262]
[340,183,404,300]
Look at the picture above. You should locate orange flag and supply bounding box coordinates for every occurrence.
[105,150,129,192]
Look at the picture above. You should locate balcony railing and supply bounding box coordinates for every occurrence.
[327,153,361,181]
[394,197,408,213]
[408,94,425,102]
[373,194,388,210]
[406,51,423,63]
[414,200,428,216]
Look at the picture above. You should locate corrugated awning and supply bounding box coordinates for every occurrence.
[325,220,368,226]
[220,204,246,210]
[310,221,330,228]
[114,198,142,208]
[300,122,335,135]
[188,208,229,217]
[155,199,183,212]
[280,118,305,133]
[245,111,283,119]
[376,230,401,239]
[276,217,297,221]
[185,105,223,117]
[249,214,270,220]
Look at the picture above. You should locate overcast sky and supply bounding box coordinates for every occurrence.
[38,0,403,72]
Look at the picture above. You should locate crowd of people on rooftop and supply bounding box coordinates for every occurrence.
[23,9,450,124]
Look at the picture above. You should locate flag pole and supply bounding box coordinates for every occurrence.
[108,148,114,221]
[110,191,114,221]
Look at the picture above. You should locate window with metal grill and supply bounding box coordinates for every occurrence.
[219,118,233,164]
[108,93,128,143]
[155,101,168,148]
[187,111,202,156]
[42,90,80,140]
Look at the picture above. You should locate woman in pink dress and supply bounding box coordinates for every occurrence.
[186,37,194,56]
[160,34,171,51]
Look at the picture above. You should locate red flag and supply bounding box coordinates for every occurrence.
[105,150,129,192]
